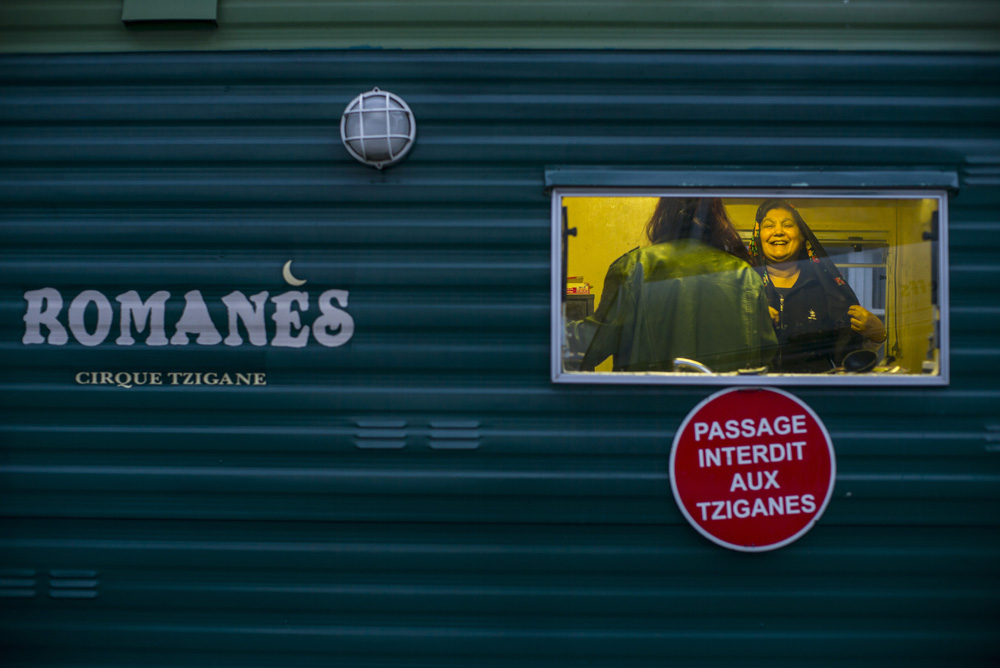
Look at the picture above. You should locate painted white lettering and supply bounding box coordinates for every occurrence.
[701,441,806,468]
[704,448,720,467]
[730,473,748,492]
[23,288,69,345]
[708,422,726,441]
[773,415,791,435]
[170,291,223,345]
[313,289,355,347]
[698,416,808,442]
[786,495,801,514]
[790,440,806,461]
[222,290,269,346]
[792,415,807,434]
[696,494,819,521]
[71,371,268,388]
[271,291,310,348]
[733,499,750,518]
[719,446,735,465]
[68,290,113,346]
[116,290,170,346]
[801,494,817,513]
[24,280,355,350]
[736,445,752,466]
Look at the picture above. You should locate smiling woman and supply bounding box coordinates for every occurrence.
[553,190,947,385]
[759,205,804,265]
[748,198,887,373]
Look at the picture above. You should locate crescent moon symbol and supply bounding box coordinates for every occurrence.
[282,260,307,287]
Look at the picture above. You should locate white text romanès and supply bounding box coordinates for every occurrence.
[22,288,354,348]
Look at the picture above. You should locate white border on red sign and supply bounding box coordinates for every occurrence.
[669,387,837,553]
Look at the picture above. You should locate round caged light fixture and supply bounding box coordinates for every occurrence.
[340,88,416,170]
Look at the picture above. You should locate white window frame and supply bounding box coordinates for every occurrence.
[550,187,950,387]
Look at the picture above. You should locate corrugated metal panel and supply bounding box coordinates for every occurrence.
[2,0,1000,53]
[1,50,999,666]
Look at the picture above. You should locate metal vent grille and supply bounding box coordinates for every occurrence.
[353,419,408,449]
[428,420,482,450]
[0,569,38,599]
[48,570,99,600]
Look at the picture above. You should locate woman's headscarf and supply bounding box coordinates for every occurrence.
[748,198,860,309]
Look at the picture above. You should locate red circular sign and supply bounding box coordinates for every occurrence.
[670,387,835,552]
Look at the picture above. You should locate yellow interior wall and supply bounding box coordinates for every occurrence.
[564,197,658,371]
[894,199,937,374]
[564,197,656,286]
[563,196,938,375]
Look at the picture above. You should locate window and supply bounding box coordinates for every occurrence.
[551,188,948,385]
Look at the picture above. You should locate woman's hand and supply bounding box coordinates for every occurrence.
[768,306,780,326]
[848,305,886,342]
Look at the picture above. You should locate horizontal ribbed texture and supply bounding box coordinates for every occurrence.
[2,0,1000,52]
[0,50,999,666]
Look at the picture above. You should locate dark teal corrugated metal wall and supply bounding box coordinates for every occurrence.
[4,0,1000,52]
[1,51,998,666]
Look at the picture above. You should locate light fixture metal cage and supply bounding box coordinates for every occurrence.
[340,88,416,170]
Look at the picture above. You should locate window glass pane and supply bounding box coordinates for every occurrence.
[553,192,946,385]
